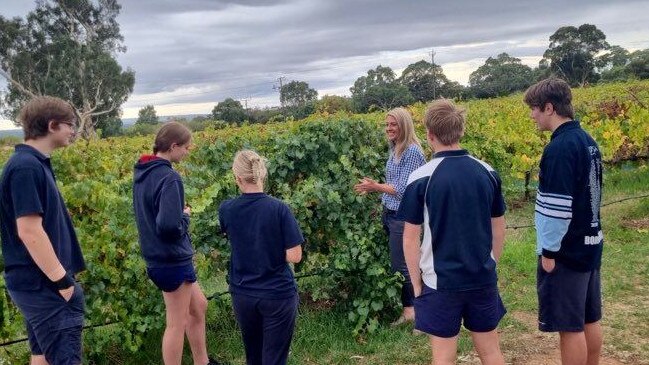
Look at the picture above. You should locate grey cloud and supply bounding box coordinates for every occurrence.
[2,0,649,112]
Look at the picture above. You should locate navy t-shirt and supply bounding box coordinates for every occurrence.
[219,193,304,299]
[397,150,506,291]
[0,144,85,290]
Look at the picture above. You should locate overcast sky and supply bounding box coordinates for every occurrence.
[2,0,649,129]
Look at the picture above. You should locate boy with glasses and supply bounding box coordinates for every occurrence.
[0,96,85,365]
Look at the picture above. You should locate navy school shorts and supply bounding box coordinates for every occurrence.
[414,283,506,338]
[147,263,197,292]
[537,257,602,332]
[7,279,85,364]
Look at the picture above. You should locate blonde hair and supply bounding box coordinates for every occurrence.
[386,107,421,161]
[423,99,465,145]
[232,149,268,185]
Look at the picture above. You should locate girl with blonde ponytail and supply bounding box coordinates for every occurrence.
[219,150,304,365]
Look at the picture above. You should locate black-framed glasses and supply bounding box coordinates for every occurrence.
[59,121,78,131]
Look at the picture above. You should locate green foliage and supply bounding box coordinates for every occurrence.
[181,118,228,132]
[0,0,135,138]
[315,95,353,114]
[97,115,124,138]
[400,60,465,101]
[625,49,649,80]
[350,65,414,113]
[247,106,284,124]
[212,98,247,125]
[0,135,21,146]
[599,45,631,69]
[469,53,534,98]
[0,81,647,361]
[280,80,318,107]
[136,105,159,125]
[122,122,159,137]
[543,24,609,86]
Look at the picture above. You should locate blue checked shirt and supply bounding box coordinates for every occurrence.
[382,144,426,211]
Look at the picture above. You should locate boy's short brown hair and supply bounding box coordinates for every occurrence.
[524,77,574,119]
[17,96,76,140]
[423,99,465,146]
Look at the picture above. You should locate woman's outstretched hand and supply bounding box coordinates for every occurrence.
[354,177,378,195]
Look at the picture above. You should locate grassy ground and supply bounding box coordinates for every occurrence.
[3,162,648,364]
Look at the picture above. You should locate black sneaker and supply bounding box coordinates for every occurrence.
[208,358,226,365]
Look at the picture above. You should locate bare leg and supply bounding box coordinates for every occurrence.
[185,283,210,365]
[30,355,48,365]
[403,306,415,320]
[584,321,602,365]
[430,335,458,365]
[162,283,193,365]
[471,330,505,365]
[559,331,587,365]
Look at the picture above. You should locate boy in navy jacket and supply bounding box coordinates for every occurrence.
[525,77,603,365]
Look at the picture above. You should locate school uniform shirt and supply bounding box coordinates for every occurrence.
[219,193,304,299]
[133,156,194,269]
[535,121,603,272]
[397,150,506,291]
[0,144,85,290]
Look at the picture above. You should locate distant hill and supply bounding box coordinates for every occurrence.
[0,115,211,138]
[122,114,210,128]
[0,129,23,138]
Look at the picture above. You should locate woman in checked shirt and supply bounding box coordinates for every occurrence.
[354,107,426,326]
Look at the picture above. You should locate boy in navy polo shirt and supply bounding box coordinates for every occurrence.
[0,96,86,365]
[219,150,303,365]
[398,99,507,365]
[525,77,604,365]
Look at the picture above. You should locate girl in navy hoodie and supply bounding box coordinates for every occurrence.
[133,122,219,365]
[219,150,303,365]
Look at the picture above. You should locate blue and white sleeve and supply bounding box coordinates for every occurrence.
[535,150,574,257]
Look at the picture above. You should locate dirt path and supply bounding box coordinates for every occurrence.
[501,311,628,365]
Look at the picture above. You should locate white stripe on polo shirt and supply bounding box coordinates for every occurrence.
[406,157,444,186]
[420,206,437,289]
[407,157,445,290]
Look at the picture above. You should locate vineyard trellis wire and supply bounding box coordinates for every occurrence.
[0,192,647,349]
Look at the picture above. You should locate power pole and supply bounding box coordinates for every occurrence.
[239,96,250,122]
[273,76,286,109]
[239,97,249,111]
[429,49,436,99]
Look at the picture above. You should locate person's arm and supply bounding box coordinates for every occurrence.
[156,178,190,238]
[403,222,422,297]
[354,147,424,197]
[281,203,305,263]
[10,168,74,300]
[491,215,506,262]
[353,177,396,195]
[286,245,302,263]
[535,148,575,272]
[17,215,74,300]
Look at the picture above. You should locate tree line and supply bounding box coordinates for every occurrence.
[135,23,649,131]
[2,1,648,138]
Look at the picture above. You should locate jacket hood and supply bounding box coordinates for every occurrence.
[134,155,171,183]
